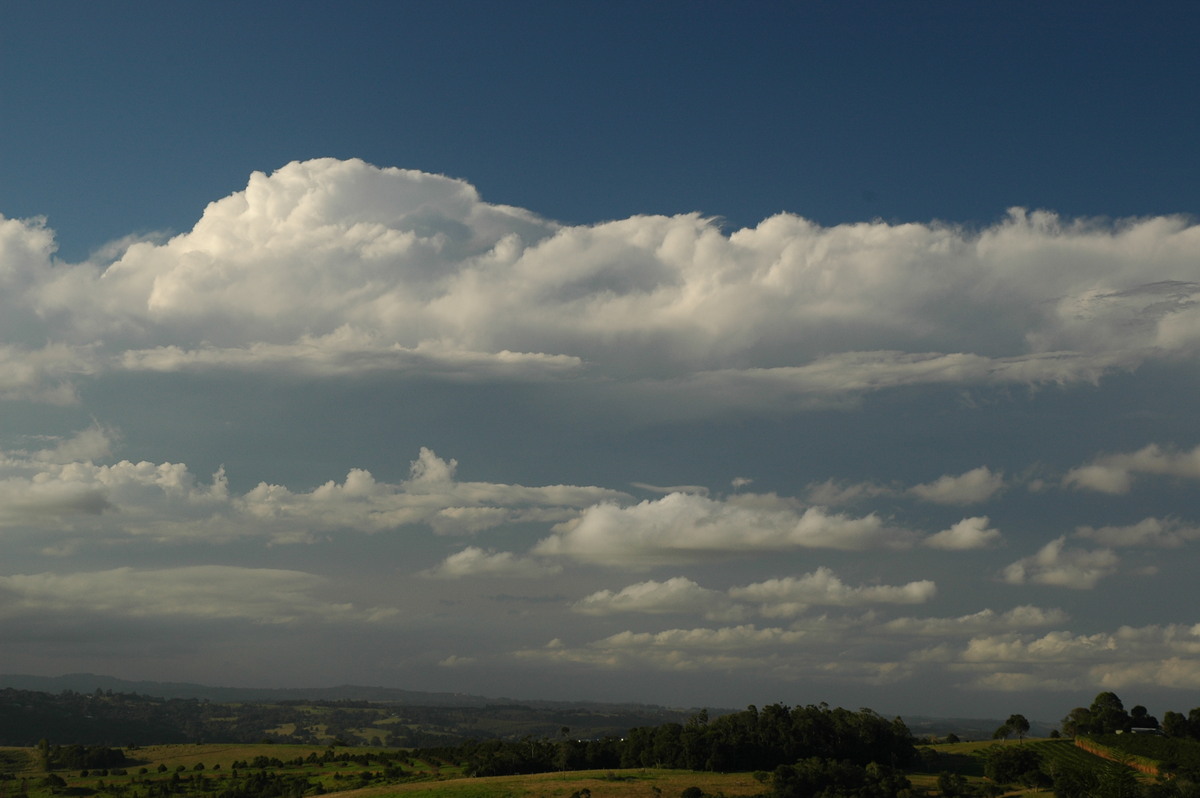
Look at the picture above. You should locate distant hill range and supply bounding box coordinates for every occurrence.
[0,672,533,707]
[0,673,1050,743]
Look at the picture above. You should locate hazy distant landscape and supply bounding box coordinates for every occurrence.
[5,680,1200,797]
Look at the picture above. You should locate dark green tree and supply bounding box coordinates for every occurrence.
[1005,714,1030,741]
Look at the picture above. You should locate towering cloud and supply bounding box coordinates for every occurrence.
[0,159,1197,414]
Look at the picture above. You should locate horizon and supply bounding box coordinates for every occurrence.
[2,1,1200,723]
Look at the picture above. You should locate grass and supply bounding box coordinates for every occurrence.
[321,769,767,798]
[0,747,767,798]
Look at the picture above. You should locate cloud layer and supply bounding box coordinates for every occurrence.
[5,158,1200,716]
[2,159,1199,415]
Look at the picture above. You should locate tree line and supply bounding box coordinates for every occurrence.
[418,703,919,780]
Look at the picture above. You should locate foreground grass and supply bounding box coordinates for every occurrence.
[0,747,762,798]
[320,769,767,798]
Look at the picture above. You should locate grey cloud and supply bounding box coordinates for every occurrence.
[0,566,395,625]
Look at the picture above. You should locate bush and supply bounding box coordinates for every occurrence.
[984,743,1042,784]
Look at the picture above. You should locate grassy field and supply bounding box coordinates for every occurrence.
[0,744,771,798]
[0,736,1159,798]
[907,737,1124,798]
[322,769,766,798]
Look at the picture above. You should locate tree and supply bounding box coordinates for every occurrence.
[1089,692,1130,734]
[1130,705,1159,730]
[1005,714,1030,742]
[1061,706,1093,737]
[1163,710,1188,738]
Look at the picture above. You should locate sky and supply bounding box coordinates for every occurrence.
[1,0,1199,723]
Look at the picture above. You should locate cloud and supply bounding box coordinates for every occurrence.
[2,163,1199,414]
[728,567,936,617]
[883,605,1069,636]
[1001,537,1119,589]
[30,425,120,464]
[573,577,740,621]
[0,438,626,545]
[910,467,1005,505]
[117,330,581,381]
[518,624,810,673]
[955,624,1200,692]
[924,516,1003,550]
[1075,516,1200,548]
[803,478,896,506]
[1065,443,1200,494]
[422,546,562,579]
[533,492,913,567]
[0,566,393,625]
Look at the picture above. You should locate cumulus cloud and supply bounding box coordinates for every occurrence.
[573,577,739,621]
[954,624,1200,692]
[422,546,562,579]
[883,605,1069,636]
[1065,443,1200,494]
[1075,516,1200,548]
[533,492,913,567]
[910,467,1005,505]
[924,516,1003,550]
[728,567,935,617]
[1,162,1198,413]
[0,566,394,625]
[0,438,626,545]
[518,624,810,673]
[1001,537,1120,589]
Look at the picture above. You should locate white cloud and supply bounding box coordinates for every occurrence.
[422,546,561,579]
[1001,537,1119,589]
[518,624,810,673]
[0,566,393,625]
[883,605,1069,636]
[533,492,913,567]
[924,516,1003,550]
[117,330,581,381]
[1,163,1198,412]
[910,467,1005,505]
[30,424,120,464]
[0,439,626,544]
[1065,443,1200,494]
[573,577,740,621]
[1075,516,1200,548]
[956,625,1200,692]
[728,566,935,617]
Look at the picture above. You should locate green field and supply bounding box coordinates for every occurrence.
[0,746,765,798]
[1,735,1181,798]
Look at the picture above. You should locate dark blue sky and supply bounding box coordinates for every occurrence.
[3,1,1196,260]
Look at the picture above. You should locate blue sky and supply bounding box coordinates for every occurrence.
[1,0,1200,722]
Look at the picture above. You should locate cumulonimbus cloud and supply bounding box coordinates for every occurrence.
[2,159,1199,412]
